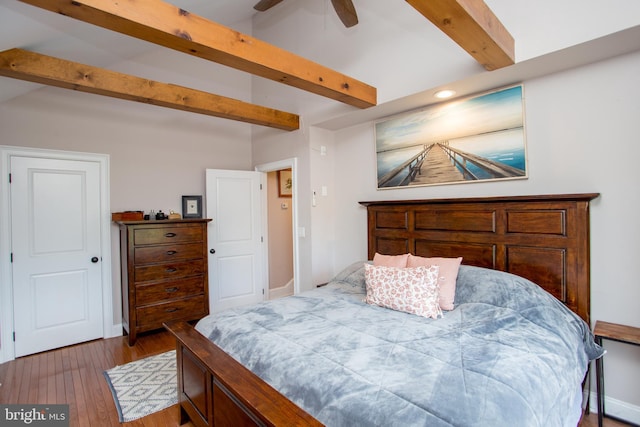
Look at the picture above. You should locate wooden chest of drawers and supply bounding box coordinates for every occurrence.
[118,219,211,345]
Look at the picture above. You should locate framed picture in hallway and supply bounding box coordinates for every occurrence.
[374,85,527,189]
[278,169,292,197]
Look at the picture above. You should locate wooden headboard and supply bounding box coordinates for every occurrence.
[359,193,599,324]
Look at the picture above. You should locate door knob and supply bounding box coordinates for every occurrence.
[209,249,216,254]
[91,256,99,263]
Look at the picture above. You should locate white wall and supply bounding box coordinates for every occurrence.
[485,0,640,62]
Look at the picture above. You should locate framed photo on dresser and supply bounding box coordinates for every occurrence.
[182,195,202,218]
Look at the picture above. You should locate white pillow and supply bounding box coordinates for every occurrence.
[364,264,442,319]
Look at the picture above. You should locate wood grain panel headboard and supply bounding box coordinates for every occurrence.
[359,193,599,324]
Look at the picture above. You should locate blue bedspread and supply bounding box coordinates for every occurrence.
[196,263,603,426]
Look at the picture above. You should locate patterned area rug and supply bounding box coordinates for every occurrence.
[103,350,177,422]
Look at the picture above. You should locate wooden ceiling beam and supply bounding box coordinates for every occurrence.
[0,48,300,131]
[18,0,377,109]
[406,0,515,71]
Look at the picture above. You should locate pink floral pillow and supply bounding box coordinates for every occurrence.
[364,264,442,319]
[407,255,462,311]
[373,252,409,268]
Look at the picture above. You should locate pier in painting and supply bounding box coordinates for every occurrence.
[377,142,526,188]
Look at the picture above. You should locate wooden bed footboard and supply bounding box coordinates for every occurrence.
[164,320,323,427]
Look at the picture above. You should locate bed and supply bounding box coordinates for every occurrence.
[164,193,602,427]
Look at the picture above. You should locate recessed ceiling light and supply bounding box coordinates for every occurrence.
[435,89,456,99]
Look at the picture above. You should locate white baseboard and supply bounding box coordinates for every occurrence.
[0,323,124,364]
[586,391,640,425]
[268,279,294,300]
[0,347,11,365]
[106,323,123,339]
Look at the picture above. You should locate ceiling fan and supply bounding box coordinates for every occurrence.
[254,0,358,28]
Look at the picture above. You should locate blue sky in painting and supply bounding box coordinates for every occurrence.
[375,86,524,152]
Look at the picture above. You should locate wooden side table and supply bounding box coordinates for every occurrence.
[593,320,640,427]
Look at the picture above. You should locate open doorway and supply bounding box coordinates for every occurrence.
[255,158,299,299]
[266,169,294,299]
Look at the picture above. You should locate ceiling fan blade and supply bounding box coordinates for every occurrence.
[331,0,358,27]
[254,0,285,12]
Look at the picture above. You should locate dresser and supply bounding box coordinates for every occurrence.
[118,219,211,345]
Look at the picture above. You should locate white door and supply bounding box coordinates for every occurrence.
[11,156,103,357]
[206,169,265,312]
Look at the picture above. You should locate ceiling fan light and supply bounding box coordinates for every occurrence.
[435,89,456,99]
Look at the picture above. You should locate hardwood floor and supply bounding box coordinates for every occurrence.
[581,413,635,427]
[0,330,634,426]
[0,329,193,427]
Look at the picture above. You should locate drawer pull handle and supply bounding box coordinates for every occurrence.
[166,267,178,273]
[165,287,179,293]
[166,250,177,256]
[165,307,179,313]
[165,233,177,238]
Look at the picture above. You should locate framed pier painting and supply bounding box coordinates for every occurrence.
[374,85,527,189]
